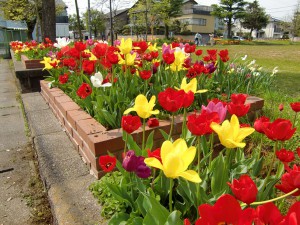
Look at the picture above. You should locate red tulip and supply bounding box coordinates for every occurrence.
[280,201,300,224]
[231,93,248,104]
[158,88,185,112]
[227,174,258,205]
[121,115,141,134]
[187,111,220,136]
[184,218,191,225]
[275,165,300,196]
[162,52,175,64]
[59,73,69,84]
[74,41,86,52]
[195,194,255,225]
[147,148,161,163]
[92,42,108,58]
[279,103,284,111]
[184,43,196,53]
[67,47,80,59]
[254,116,270,134]
[276,149,295,163]
[255,202,284,225]
[99,155,117,172]
[77,83,92,99]
[219,49,229,62]
[263,118,296,141]
[227,102,250,117]
[82,59,96,75]
[139,70,152,80]
[147,118,159,127]
[290,102,300,112]
[107,51,119,64]
[195,49,203,56]
[182,91,194,108]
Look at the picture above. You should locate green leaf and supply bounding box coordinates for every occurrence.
[106,183,134,208]
[164,211,183,225]
[145,131,154,151]
[142,193,169,225]
[159,129,169,141]
[108,212,130,225]
[130,217,144,225]
[251,157,264,177]
[126,133,142,155]
[211,154,229,197]
[135,194,147,217]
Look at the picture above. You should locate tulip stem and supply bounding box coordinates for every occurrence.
[209,133,214,168]
[257,135,263,160]
[168,114,175,140]
[169,178,173,212]
[123,132,128,154]
[293,112,298,127]
[197,136,201,174]
[241,188,299,207]
[262,142,278,191]
[182,108,187,138]
[142,118,146,155]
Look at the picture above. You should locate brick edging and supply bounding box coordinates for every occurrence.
[40,80,264,179]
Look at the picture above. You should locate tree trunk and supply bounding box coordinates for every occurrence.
[41,0,56,42]
[165,24,169,39]
[26,19,36,40]
[249,29,253,40]
[74,0,83,41]
[227,18,232,39]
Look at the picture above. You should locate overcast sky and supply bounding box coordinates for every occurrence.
[64,0,298,21]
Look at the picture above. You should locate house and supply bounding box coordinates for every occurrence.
[233,16,284,39]
[175,0,215,35]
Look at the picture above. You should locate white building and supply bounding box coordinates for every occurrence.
[233,17,284,39]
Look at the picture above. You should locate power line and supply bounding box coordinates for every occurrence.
[265,4,297,10]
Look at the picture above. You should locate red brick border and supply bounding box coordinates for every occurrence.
[21,55,44,69]
[40,80,264,179]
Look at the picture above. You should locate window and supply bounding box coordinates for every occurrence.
[179,18,207,26]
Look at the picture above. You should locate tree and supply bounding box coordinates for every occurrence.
[291,2,300,39]
[211,0,247,39]
[68,14,84,31]
[41,0,56,41]
[240,0,268,39]
[83,9,106,38]
[0,0,37,40]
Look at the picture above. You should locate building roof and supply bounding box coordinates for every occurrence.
[183,0,198,4]
[0,11,27,30]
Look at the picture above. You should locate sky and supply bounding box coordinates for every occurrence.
[64,0,298,21]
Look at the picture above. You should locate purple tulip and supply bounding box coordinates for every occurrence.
[206,62,216,73]
[201,101,227,122]
[135,163,151,178]
[122,150,138,172]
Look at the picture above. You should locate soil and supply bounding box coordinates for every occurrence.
[0,143,52,225]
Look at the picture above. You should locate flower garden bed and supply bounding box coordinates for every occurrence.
[21,54,44,69]
[40,79,264,179]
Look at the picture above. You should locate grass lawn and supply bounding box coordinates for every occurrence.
[199,41,300,99]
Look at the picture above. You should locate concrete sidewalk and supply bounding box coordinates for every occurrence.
[0,59,104,224]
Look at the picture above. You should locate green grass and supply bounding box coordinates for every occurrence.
[200,43,300,99]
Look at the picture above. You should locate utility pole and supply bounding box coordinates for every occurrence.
[145,0,148,41]
[88,0,92,39]
[75,0,83,41]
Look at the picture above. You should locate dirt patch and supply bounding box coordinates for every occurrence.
[0,143,52,225]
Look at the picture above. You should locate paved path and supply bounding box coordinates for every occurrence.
[0,59,103,224]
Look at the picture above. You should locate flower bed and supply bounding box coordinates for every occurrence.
[21,54,44,69]
[41,79,264,178]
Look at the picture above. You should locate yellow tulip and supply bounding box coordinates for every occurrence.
[40,57,60,70]
[124,94,159,119]
[170,51,186,72]
[148,42,158,52]
[84,49,97,61]
[118,53,136,66]
[118,38,132,55]
[210,114,255,148]
[176,78,208,94]
[144,138,201,183]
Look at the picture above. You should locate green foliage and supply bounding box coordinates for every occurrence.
[82,9,106,38]
[89,172,126,219]
[211,0,248,38]
[240,0,269,38]
[68,14,85,31]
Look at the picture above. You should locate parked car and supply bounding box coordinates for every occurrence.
[232,36,245,41]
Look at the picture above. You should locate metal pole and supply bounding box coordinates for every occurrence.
[109,0,114,44]
[88,0,92,39]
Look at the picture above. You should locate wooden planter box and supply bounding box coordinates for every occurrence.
[21,55,44,69]
[40,80,264,179]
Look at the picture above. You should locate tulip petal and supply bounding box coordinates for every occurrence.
[196,89,208,94]
[181,146,196,170]
[226,139,246,148]
[161,140,173,165]
[210,122,222,134]
[135,94,148,106]
[231,115,240,138]
[179,170,201,183]
[164,154,183,178]
[173,138,188,154]
[124,107,135,115]
[236,127,255,142]
[150,110,159,115]
[144,158,163,170]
